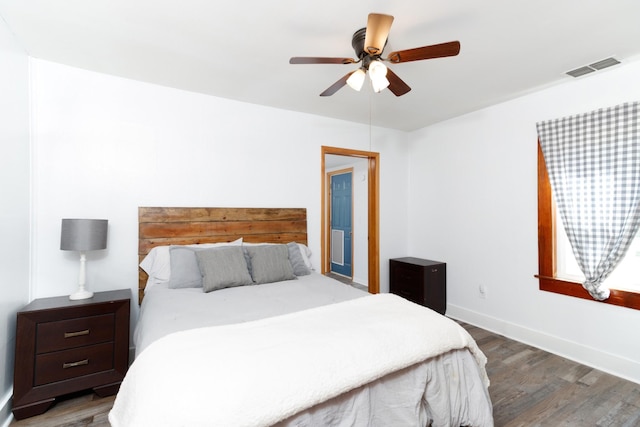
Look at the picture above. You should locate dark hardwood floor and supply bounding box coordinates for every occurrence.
[10,391,114,427]
[460,322,640,427]
[10,322,640,426]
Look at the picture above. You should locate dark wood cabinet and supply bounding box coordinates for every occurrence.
[390,257,446,315]
[12,289,130,420]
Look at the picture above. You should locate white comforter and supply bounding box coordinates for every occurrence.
[134,274,368,356]
[110,293,492,427]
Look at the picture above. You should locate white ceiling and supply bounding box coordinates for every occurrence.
[1,0,640,131]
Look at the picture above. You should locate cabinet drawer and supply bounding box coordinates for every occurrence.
[391,266,422,302]
[392,266,419,290]
[34,342,114,386]
[36,314,115,354]
[394,265,420,281]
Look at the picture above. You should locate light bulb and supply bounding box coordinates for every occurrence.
[346,69,366,91]
[368,61,389,93]
[368,60,387,79]
[370,75,390,93]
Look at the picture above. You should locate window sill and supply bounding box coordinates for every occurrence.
[536,275,640,310]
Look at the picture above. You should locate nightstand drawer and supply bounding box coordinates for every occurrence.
[34,342,114,386]
[36,314,115,354]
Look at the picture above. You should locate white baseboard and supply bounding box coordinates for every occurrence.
[447,304,640,385]
[0,390,13,427]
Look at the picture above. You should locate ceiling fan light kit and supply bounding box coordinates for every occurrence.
[289,13,461,97]
[368,60,390,92]
[346,68,366,91]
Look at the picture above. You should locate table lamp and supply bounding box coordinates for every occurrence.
[60,218,108,300]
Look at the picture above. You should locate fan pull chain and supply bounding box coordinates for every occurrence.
[368,88,372,152]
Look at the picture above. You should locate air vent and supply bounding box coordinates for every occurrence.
[566,57,620,78]
[589,57,620,70]
[566,66,595,78]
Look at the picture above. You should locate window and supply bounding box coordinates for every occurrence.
[537,143,640,310]
[556,214,640,293]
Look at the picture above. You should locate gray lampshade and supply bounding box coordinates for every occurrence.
[60,219,108,251]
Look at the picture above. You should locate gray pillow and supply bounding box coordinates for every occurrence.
[287,242,311,276]
[246,244,296,284]
[241,246,254,277]
[241,243,274,277]
[196,246,253,293]
[168,246,204,289]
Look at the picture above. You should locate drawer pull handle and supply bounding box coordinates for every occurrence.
[64,329,90,338]
[63,359,89,369]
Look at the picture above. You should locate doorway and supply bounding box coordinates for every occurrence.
[321,146,379,294]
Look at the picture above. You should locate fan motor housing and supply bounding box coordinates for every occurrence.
[351,28,367,59]
[352,27,387,63]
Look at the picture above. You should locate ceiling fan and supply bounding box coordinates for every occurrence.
[289,13,461,97]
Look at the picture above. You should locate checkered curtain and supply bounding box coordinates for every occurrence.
[537,102,640,301]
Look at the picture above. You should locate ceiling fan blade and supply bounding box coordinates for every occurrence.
[386,41,461,63]
[386,68,411,96]
[320,71,355,96]
[363,13,394,55]
[290,57,356,65]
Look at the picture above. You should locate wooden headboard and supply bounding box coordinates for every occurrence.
[138,207,308,303]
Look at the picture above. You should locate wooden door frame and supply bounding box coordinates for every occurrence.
[327,167,354,278]
[321,146,380,294]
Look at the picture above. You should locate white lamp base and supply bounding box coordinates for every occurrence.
[69,252,94,300]
[69,289,94,300]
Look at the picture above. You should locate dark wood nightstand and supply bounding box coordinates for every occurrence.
[390,257,447,315]
[12,289,130,420]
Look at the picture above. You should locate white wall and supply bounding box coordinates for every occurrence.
[30,59,409,329]
[0,16,30,426]
[350,158,370,286]
[407,59,640,383]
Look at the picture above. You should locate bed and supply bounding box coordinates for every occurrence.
[109,207,493,426]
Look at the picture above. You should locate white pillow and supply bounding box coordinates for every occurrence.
[140,238,243,291]
[139,246,171,283]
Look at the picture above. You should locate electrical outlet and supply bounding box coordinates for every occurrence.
[478,284,486,299]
